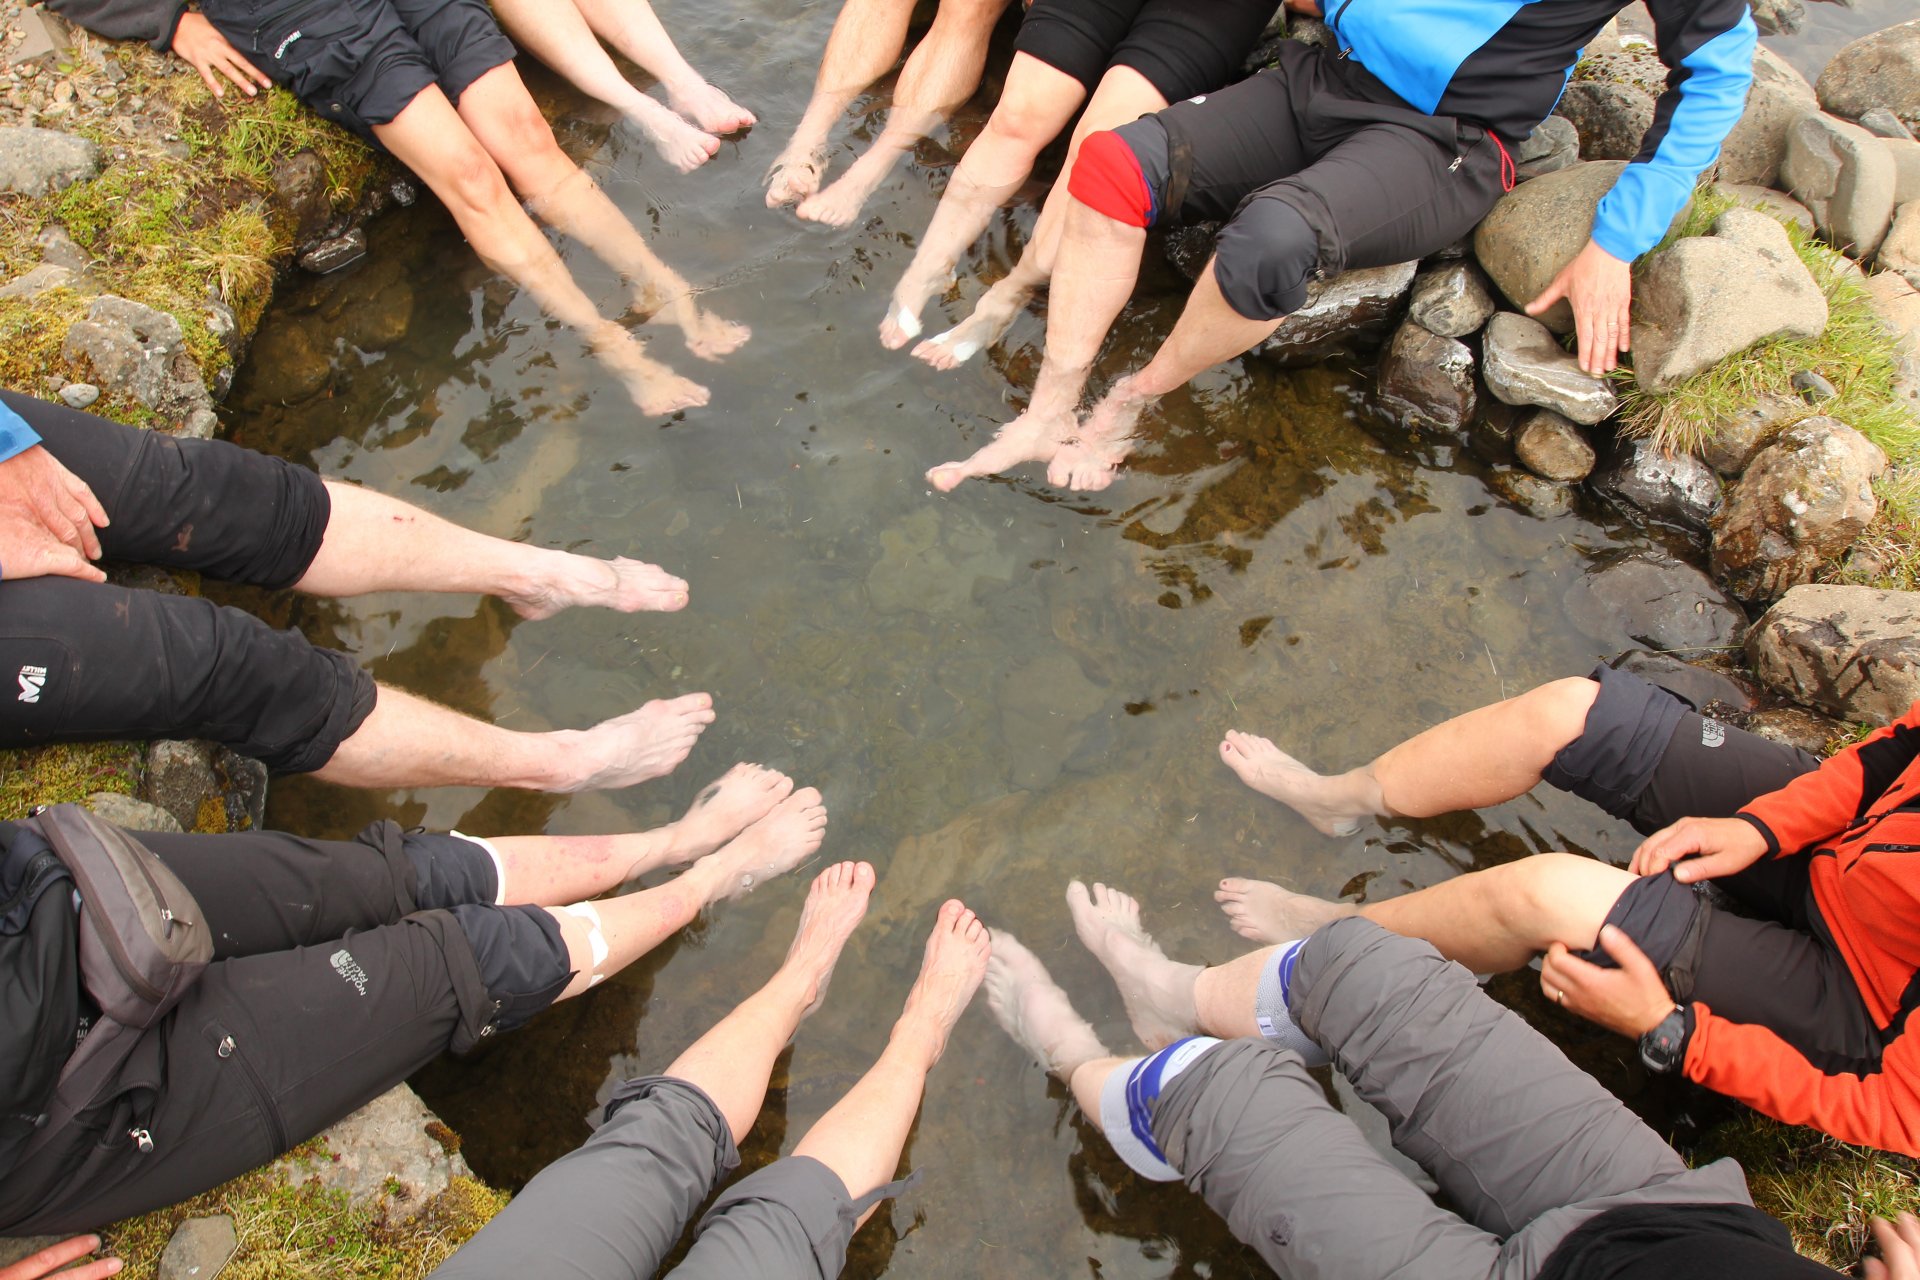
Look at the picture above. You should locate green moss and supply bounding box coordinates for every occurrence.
[1618,193,1919,464]
[0,741,144,821]
[100,1141,509,1280]
[1835,466,1920,593]
[1694,1112,1920,1267]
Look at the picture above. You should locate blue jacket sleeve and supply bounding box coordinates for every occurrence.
[1591,0,1755,262]
[0,401,42,465]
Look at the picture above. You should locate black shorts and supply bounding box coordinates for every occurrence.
[1014,0,1272,101]
[0,393,374,773]
[202,0,516,140]
[0,822,569,1234]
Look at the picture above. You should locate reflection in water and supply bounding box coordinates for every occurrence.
[203,5,1867,1273]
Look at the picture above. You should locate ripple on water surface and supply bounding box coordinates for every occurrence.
[217,6,1791,1273]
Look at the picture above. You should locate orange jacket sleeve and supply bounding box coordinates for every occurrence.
[1737,703,1920,857]
[1685,1000,1920,1156]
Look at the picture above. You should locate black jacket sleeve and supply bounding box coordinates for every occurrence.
[45,0,189,50]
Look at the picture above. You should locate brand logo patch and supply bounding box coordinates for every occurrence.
[16,665,46,704]
[1701,719,1726,748]
[274,29,303,60]
[330,948,370,996]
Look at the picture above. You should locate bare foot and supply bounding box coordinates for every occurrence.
[693,787,830,903]
[1066,881,1200,1050]
[779,860,876,1015]
[681,311,752,362]
[670,763,796,864]
[1213,878,1356,945]
[561,693,716,791]
[878,264,954,350]
[925,407,1076,493]
[1219,731,1381,837]
[985,930,1110,1077]
[765,143,826,208]
[1045,379,1152,491]
[592,330,711,415]
[796,138,909,227]
[911,276,1030,371]
[627,95,723,173]
[892,899,991,1066]
[665,78,756,135]
[627,369,710,416]
[504,555,690,619]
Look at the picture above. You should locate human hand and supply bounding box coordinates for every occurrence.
[0,444,108,561]
[1541,925,1675,1039]
[0,1236,122,1280]
[171,12,271,100]
[1867,1212,1920,1280]
[1525,238,1633,376]
[1629,816,1769,884]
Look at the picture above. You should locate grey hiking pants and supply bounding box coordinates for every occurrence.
[1146,918,1753,1279]
[429,1077,875,1280]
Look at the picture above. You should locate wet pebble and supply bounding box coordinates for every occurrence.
[1791,369,1837,402]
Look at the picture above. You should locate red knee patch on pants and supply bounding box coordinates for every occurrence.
[1068,130,1154,228]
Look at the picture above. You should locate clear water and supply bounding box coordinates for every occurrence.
[215,4,1876,1273]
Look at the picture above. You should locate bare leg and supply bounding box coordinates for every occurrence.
[662,860,876,1141]
[371,87,702,415]
[796,0,1011,227]
[1049,257,1283,491]
[295,480,689,616]
[789,899,990,1221]
[487,762,795,902]
[311,686,715,792]
[925,195,1144,492]
[458,64,749,363]
[766,0,917,206]
[912,65,1168,368]
[1219,677,1601,837]
[570,0,756,135]
[879,52,1086,347]
[1065,881,1201,1050]
[545,789,832,1000]
[489,0,722,172]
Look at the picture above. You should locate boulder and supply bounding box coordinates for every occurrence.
[5,7,73,66]
[0,125,100,196]
[144,740,223,832]
[1407,261,1497,337]
[1713,182,1817,235]
[1615,649,1760,713]
[1515,115,1581,181]
[1475,161,1688,332]
[242,315,334,404]
[1489,466,1578,517]
[83,792,183,833]
[60,295,212,423]
[1250,261,1418,366]
[274,1085,472,1221]
[1564,552,1748,653]
[1515,409,1596,481]
[1717,82,1819,188]
[1749,0,1803,36]
[1782,112,1898,257]
[1864,270,1920,359]
[1711,417,1887,601]
[1594,436,1723,531]
[1555,80,1656,161]
[1862,108,1917,141]
[1883,201,1920,291]
[1815,20,1920,132]
[1699,390,1805,475]
[1628,209,1829,392]
[1161,221,1219,281]
[1888,140,1920,204]
[157,1215,236,1280]
[1753,44,1818,102]
[270,150,334,248]
[1481,312,1620,424]
[1747,584,1920,723]
[1376,320,1476,432]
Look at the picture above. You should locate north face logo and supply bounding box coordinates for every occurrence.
[1701,720,1727,748]
[330,948,370,996]
[16,665,46,704]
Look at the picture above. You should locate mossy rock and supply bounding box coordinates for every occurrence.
[0,740,142,822]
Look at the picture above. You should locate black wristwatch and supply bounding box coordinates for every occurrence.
[1638,1004,1694,1075]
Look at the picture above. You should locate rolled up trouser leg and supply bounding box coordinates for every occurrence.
[432,1077,740,1280]
[1289,917,1751,1265]
[666,1155,901,1280]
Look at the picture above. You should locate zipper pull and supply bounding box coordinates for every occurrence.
[1338,46,1353,59]
[1449,156,1463,172]
[129,1127,154,1154]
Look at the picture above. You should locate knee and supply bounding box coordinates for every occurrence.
[1065,129,1156,228]
[1212,197,1319,321]
[984,93,1067,154]
[439,141,515,220]
[1525,677,1603,746]
[1489,854,1618,944]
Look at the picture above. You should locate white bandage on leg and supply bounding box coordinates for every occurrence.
[1098,1037,1221,1182]
[560,901,611,987]
[451,830,511,905]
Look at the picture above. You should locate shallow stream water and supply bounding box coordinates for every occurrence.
[219,4,1891,1275]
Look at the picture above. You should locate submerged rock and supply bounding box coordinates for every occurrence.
[1815,20,1920,133]
[0,125,100,196]
[1250,261,1417,366]
[1595,436,1723,532]
[1515,409,1595,482]
[1748,583,1920,724]
[1629,209,1828,392]
[1489,466,1577,517]
[1782,112,1897,258]
[1565,552,1747,653]
[1481,312,1619,424]
[1711,417,1887,601]
[1376,319,1475,431]
[1407,261,1496,337]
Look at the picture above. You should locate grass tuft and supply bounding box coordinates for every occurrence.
[0,740,143,821]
